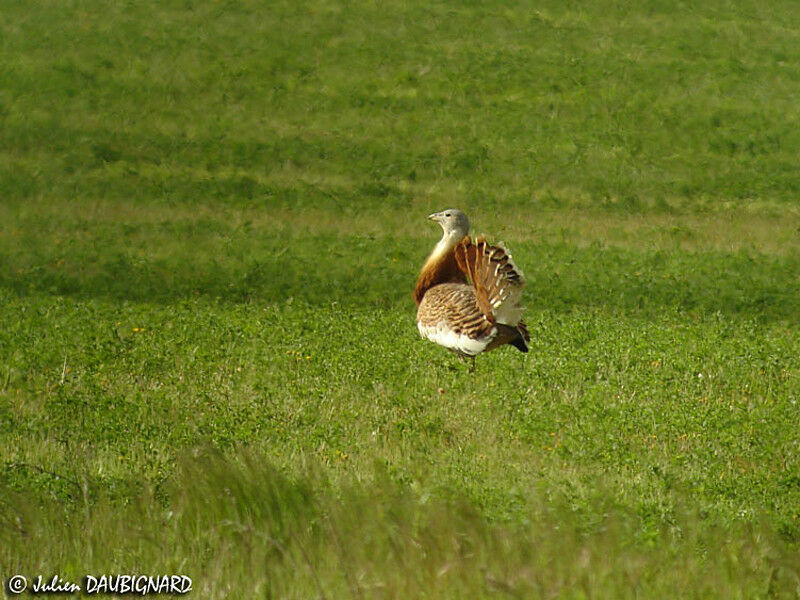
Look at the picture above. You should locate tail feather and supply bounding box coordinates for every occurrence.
[455,236,527,327]
[510,334,529,353]
[514,320,530,352]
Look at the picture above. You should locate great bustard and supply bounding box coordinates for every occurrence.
[414,209,529,370]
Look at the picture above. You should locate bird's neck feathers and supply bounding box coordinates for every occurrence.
[429,230,462,260]
[413,231,468,305]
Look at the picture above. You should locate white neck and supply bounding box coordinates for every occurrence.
[427,230,464,263]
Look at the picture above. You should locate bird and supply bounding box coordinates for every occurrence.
[414,209,529,371]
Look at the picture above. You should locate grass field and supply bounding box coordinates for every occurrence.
[2,1,800,597]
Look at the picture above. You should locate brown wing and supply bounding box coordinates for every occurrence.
[453,236,496,324]
[454,235,526,326]
[454,235,529,353]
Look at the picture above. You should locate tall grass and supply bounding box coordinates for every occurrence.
[4,450,799,599]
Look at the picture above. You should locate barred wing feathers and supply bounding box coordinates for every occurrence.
[454,236,527,327]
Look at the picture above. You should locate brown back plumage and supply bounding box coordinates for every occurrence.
[413,241,468,305]
[416,283,496,341]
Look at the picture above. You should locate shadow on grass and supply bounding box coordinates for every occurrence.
[2,240,799,323]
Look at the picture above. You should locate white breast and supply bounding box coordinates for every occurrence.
[418,321,497,357]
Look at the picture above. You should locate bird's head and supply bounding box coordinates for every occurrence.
[427,209,470,240]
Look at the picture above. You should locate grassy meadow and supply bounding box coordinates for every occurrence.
[2,0,800,597]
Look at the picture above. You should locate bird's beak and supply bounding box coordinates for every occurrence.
[427,212,440,222]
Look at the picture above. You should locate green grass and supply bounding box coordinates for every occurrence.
[3,0,800,212]
[2,1,800,597]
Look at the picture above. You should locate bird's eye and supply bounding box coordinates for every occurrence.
[445,212,451,217]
